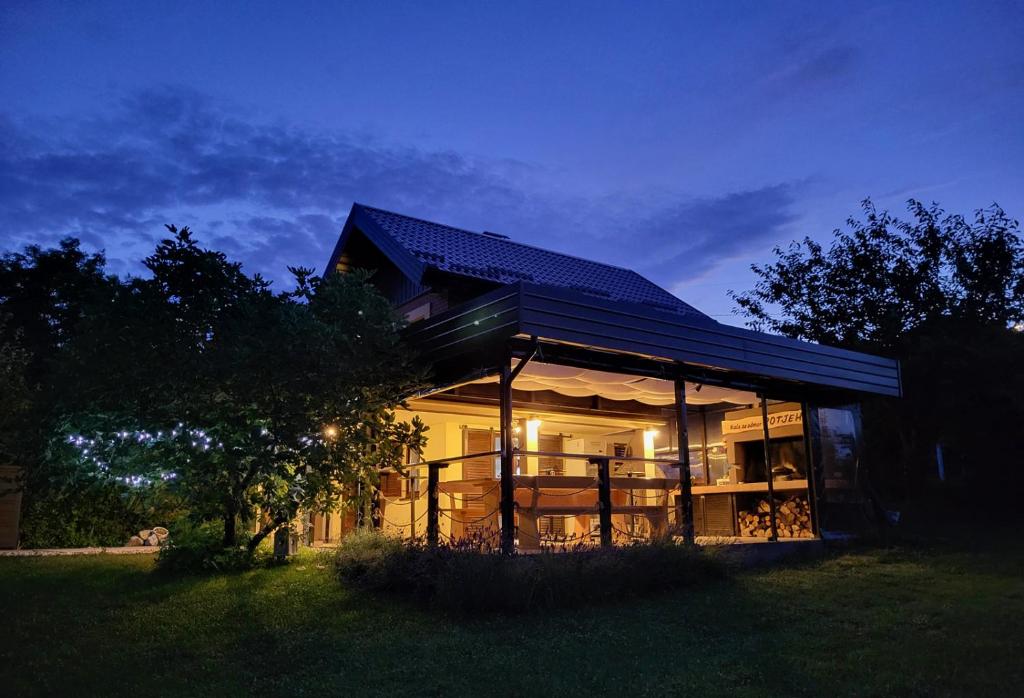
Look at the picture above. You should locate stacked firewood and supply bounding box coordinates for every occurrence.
[738,496,814,538]
[127,527,169,547]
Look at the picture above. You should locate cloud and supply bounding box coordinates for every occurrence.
[786,44,860,88]
[588,184,798,284]
[0,87,801,293]
[0,87,539,283]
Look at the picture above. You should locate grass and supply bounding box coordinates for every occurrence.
[1,528,1022,697]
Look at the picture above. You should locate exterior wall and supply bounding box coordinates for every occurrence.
[395,291,449,322]
[0,466,22,549]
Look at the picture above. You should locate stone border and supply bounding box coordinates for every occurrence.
[0,546,160,557]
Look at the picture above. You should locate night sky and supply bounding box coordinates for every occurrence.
[2,1,1022,322]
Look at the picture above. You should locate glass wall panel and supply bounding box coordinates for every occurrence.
[704,411,729,484]
[815,403,870,534]
[686,413,706,485]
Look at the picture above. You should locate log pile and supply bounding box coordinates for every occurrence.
[127,526,169,547]
[738,496,814,538]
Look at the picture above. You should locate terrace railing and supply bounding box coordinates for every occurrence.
[380,450,688,550]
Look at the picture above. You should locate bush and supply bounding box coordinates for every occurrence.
[331,528,411,590]
[335,531,726,614]
[155,520,264,574]
[19,479,182,549]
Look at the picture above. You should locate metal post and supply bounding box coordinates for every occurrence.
[801,401,821,536]
[760,395,779,541]
[594,457,612,547]
[355,481,365,529]
[674,379,695,544]
[427,463,440,547]
[499,356,516,555]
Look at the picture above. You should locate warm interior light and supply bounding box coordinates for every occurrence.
[324,426,338,438]
[525,418,541,475]
[642,428,657,464]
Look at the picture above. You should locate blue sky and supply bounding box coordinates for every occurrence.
[2,1,1022,322]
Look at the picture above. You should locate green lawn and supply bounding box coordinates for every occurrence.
[1,533,1022,697]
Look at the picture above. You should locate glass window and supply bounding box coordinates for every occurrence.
[707,444,729,484]
[686,412,705,483]
[818,405,862,491]
[704,409,729,485]
[687,447,706,484]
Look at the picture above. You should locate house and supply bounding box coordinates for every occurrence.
[310,203,900,552]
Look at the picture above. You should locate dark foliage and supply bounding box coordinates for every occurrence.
[334,530,725,614]
[732,199,1024,499]
[2,228,426,552]
[18,479,181,549]
[0,240,139,546]
[154,519,265,574]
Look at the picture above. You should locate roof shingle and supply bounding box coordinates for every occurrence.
[354,204,711,321]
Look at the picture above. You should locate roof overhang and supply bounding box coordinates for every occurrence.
[404,281,902,400]
[324,203,428,282]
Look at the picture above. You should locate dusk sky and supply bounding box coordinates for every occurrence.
[2,1,1022,323]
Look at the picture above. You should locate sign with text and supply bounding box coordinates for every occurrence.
[722,409,803,435]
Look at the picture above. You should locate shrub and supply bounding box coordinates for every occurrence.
[335,531,725,614]
[155,520,265,574]
[332,528,411,590]
[19,479,183,549]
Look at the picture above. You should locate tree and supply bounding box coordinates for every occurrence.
[61,227,427,552]
[732,199,1024,496]
[0,240,147,547]
[0,322,32,494]
[0,239,114,465]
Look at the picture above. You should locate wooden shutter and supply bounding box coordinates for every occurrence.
[539,516,566,536]
[703,494,736,536]
[538,434,565,475]
[380,473,402,498]
[463,428,496,480]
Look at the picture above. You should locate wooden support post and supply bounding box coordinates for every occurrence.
[427,463,440,547]
[408,473,416,540]
[801,401,821,536]
[497,337,537,554]
[760,395,779,541]
[499,356,516,555]
[594,457,612,547]
[674,379,695,544]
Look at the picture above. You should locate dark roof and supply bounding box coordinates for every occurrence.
[332,203,712,321]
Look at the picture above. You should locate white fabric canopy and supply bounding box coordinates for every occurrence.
[474,361,754,406]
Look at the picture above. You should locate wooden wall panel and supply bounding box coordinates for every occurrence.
[0,467,22,549]
[404,282,901,398]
